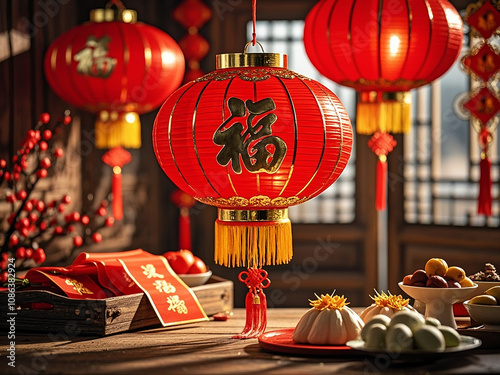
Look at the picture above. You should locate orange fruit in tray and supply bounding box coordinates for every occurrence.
[444,266,466,283]
[425,258,448,278]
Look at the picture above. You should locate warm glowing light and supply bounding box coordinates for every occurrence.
[389,35,400,55]
[125,112,137,123]
[162,51,177,65]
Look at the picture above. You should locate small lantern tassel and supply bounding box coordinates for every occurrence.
[478,155,492,216]
[112,167,123,220]
[233,268,270,339]
[376,155,388,211]
[95,111,141,149]
[179,207,192,250]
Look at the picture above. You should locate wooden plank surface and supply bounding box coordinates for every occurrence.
[2,308,500,375]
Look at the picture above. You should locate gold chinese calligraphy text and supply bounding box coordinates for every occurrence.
[141,264,164,279]
[167,295,188,314]
[213,97,287,174]
[65,278,94,295]
[74,35,117,78]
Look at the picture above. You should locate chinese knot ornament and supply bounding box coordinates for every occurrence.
[153,51,353,269]
[304,0,463,210]
[44,2,185,149]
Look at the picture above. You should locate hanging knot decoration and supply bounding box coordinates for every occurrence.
[173,0,212,83]
[44,0,184,149]
[304,0,464,210]
[368,132,397,211]
[153,0,352,338]
[101,147,132,221]
[234,268,270,339]
[460,0,500,217]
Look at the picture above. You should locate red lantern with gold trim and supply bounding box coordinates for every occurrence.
[304,0,463,210]
[153,51,353,269]
[44,2,185,149]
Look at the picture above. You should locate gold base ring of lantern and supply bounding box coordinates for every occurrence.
[356,91,411,135]
[214,208,292,268]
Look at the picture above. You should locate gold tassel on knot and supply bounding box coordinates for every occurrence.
[95,110,141,149]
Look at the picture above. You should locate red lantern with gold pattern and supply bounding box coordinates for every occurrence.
[44,3,185,149]
[304,0,463,210]
[153,52,353,268]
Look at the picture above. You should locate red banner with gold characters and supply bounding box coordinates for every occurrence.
[24,249,208,326]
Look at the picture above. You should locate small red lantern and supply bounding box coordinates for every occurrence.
[153,50,353,268]
[304,0,463,209]
[44,2,185,149]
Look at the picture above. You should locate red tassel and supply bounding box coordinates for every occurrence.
[179,208,192,250]
[478,156,492,216]
[112,169,123,220]
[376,157,387,211]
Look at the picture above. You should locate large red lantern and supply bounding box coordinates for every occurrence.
[153,51,353,269]
[304,0,463,209]
[44,3,185,149]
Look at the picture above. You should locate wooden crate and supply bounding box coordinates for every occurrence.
[0,275,233,336]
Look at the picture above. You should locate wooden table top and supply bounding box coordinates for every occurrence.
[3,308,500,374]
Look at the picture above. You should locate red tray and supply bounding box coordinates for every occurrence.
[258,328,364,357]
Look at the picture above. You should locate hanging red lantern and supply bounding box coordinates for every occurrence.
[304,0,463,210]
[44,1,185,149]
[153,49,353,269]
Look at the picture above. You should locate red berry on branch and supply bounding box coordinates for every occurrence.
[12,172,20,181]
[6,194,16,203]
[64,115,71,125]
[24,201,34,211]
[66,225,75,233]
[9,235,19,247]
[73,236,83,247]
[1,272,8,284]
[54,226,63,235]
[101,200,109,207]
[20,227,29,237]
[42,129,52,140]
[96,207,107,216]
[92,232,103,243]
[16,190,28,200]
[27,130,35,138]
[34,130,41,141]
[7,213,15,224]
[3,172,10,181]
[26,141,35,150]
[16,247,26,259]
[49,218,57,226]
[25,248,34,258]
[40,221,48,231]
[71,212,81,222]
[58,204,65,213]
[20,218,30,228]
[62,195,71,204]
[37,169,48,179]
[54,148,64,158]
[105,217,115,227]
[80,215,90,225]
[36,201,45,212]
[40,113,50,124]
[12,155,18,162]
[0,159,6,168]
[20,159,29,170]
[2,252,8,261]
[29,213,38,223]
[0,171,3,178]
[33,248,46,264]
[39,141,48,151]
[13,164,21,173]
[40,157,51,169]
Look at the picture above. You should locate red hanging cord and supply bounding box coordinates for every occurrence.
[252,0,257,46]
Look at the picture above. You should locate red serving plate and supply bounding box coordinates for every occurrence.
[258,328,364,357]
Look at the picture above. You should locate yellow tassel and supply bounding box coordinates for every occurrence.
[95,111,142,149]
[214,219,293,268]
[356,91,411,135]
